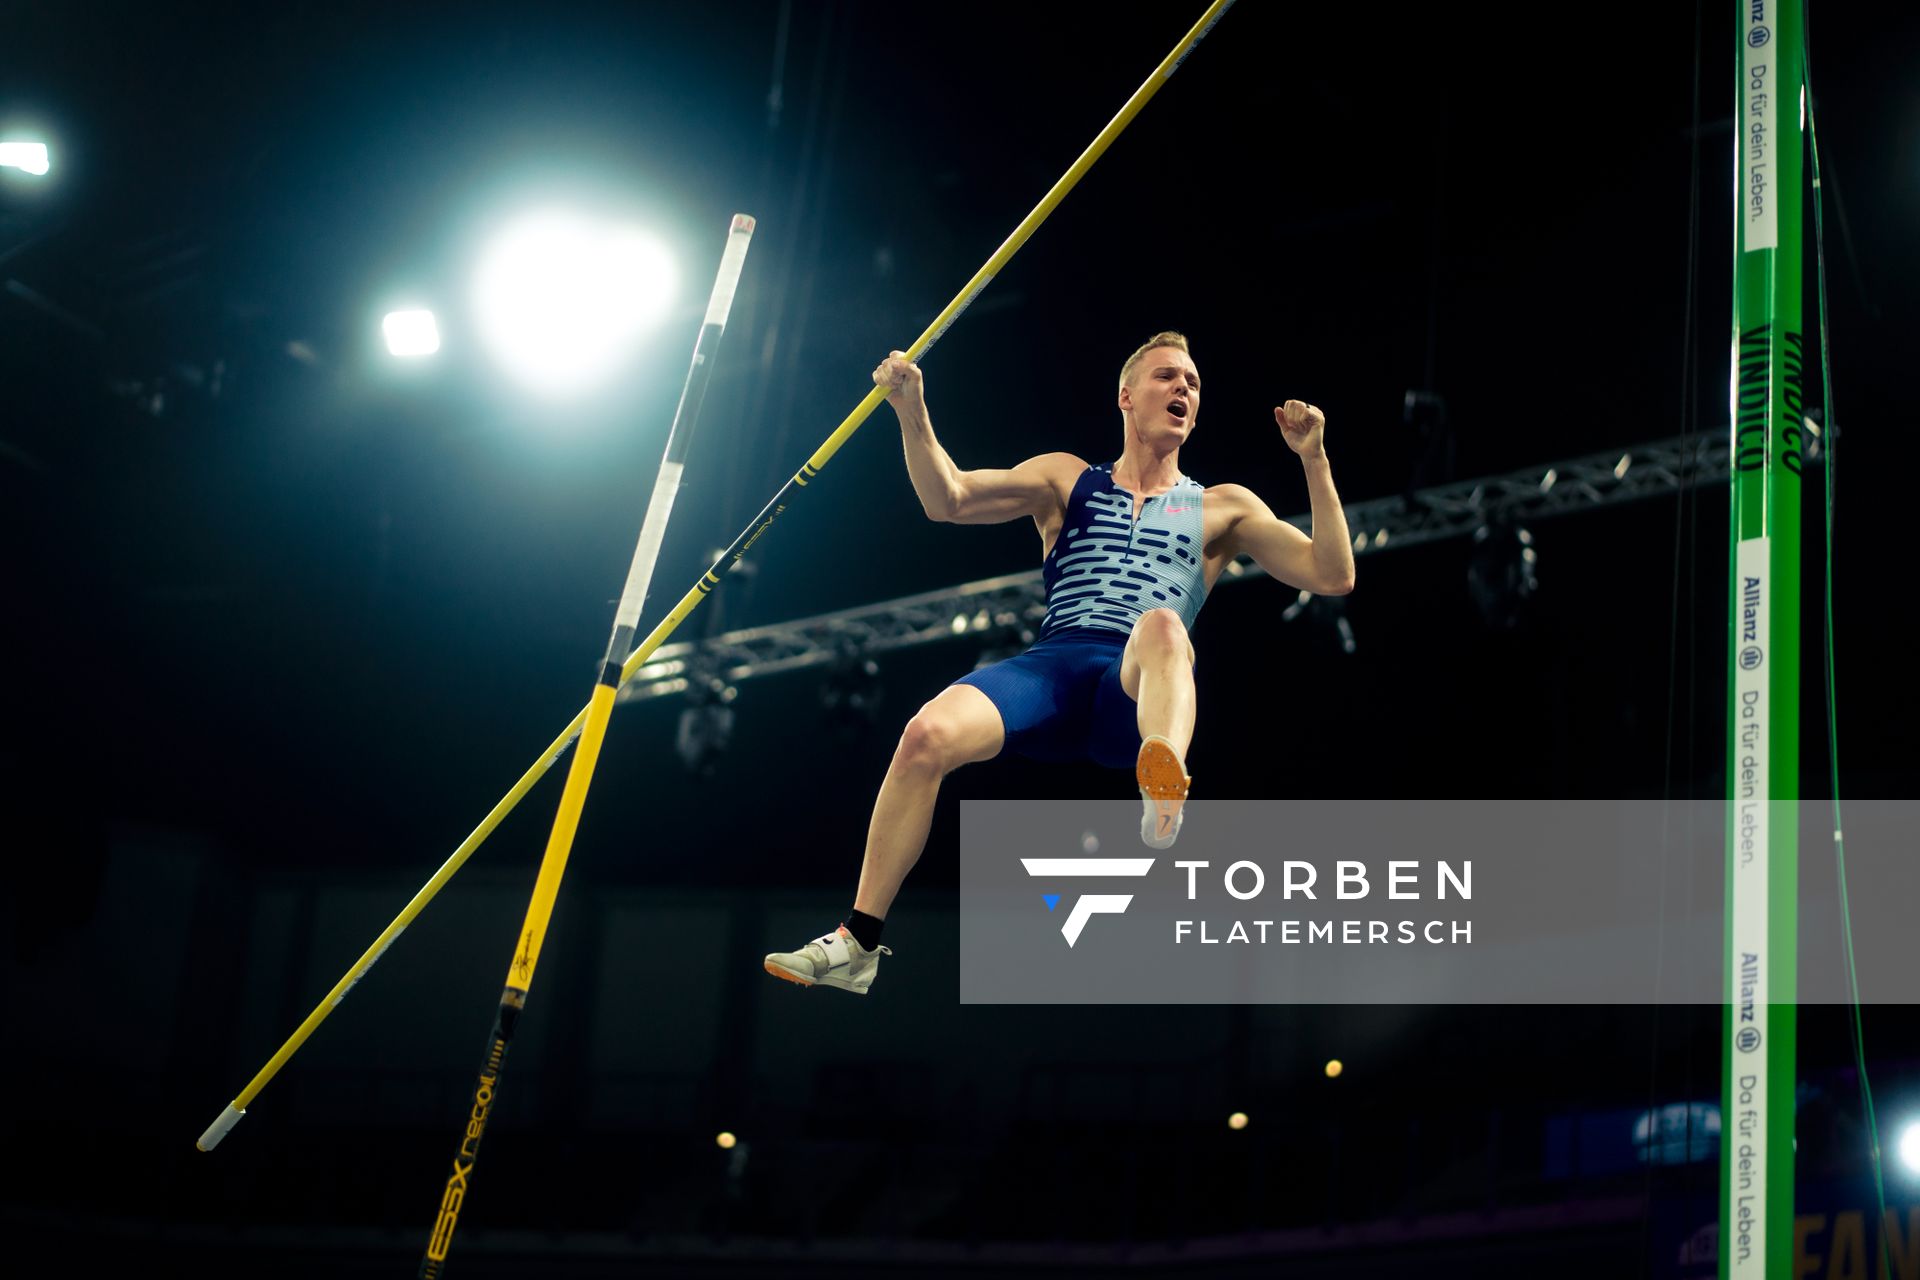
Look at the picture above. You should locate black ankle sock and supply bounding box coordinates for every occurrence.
[845,909,885,951]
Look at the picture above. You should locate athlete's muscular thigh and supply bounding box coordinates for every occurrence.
[1120,608,1196,702]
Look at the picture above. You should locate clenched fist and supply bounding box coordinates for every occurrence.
[1275,399,1326,458]
[872,350,924,409]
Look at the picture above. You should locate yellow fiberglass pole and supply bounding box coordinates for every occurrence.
[420,212,758,1276]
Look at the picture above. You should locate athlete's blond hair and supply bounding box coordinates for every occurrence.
[1118,330,1192,390]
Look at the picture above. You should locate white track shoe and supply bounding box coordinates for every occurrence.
[763,925,892,995]
[1137,735,1192,850]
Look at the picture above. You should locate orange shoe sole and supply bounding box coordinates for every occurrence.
[1137,736,1192,843]
[763,961,815,987]
[1136,736,1191,802]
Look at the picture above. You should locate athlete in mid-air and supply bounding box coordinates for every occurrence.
[765,331,1355,993]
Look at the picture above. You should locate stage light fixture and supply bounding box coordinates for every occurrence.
[382,309,441,357]
[1899,1120,1920,1176]
[1467,523,1539,631]
[1281,590,1356,655]
[974,624,1036,672]
[0,140,49,175]
[674,677,736,777]
[820,650,885,740]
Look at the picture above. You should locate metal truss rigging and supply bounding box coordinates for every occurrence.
[617,432,1727,703]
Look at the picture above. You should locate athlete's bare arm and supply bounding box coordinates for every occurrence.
[1210,399,1356,595]
[873,350,1082,527]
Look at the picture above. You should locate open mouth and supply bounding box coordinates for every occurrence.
[1167,400,1188,421]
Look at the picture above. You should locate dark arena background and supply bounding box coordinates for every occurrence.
[3,2,1917,1277]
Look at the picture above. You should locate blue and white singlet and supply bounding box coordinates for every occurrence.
[1037,464,1208,640]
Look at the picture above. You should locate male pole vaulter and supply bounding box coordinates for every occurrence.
[766,331,1355,993]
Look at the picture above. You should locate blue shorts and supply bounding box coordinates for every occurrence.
[953,629,1141,771]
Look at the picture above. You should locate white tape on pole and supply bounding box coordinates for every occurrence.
[610,215,755,634]
[196,1104,246,1152]
[613,461,685,631]
[704,214,756,328]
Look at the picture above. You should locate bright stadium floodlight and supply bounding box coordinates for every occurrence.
[0,141,50,176]
[382,309,441,357]
[471,210,676,399]
[1900,1120,1920,1177]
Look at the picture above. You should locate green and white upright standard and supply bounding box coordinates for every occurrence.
[1722,1,1804,1276]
